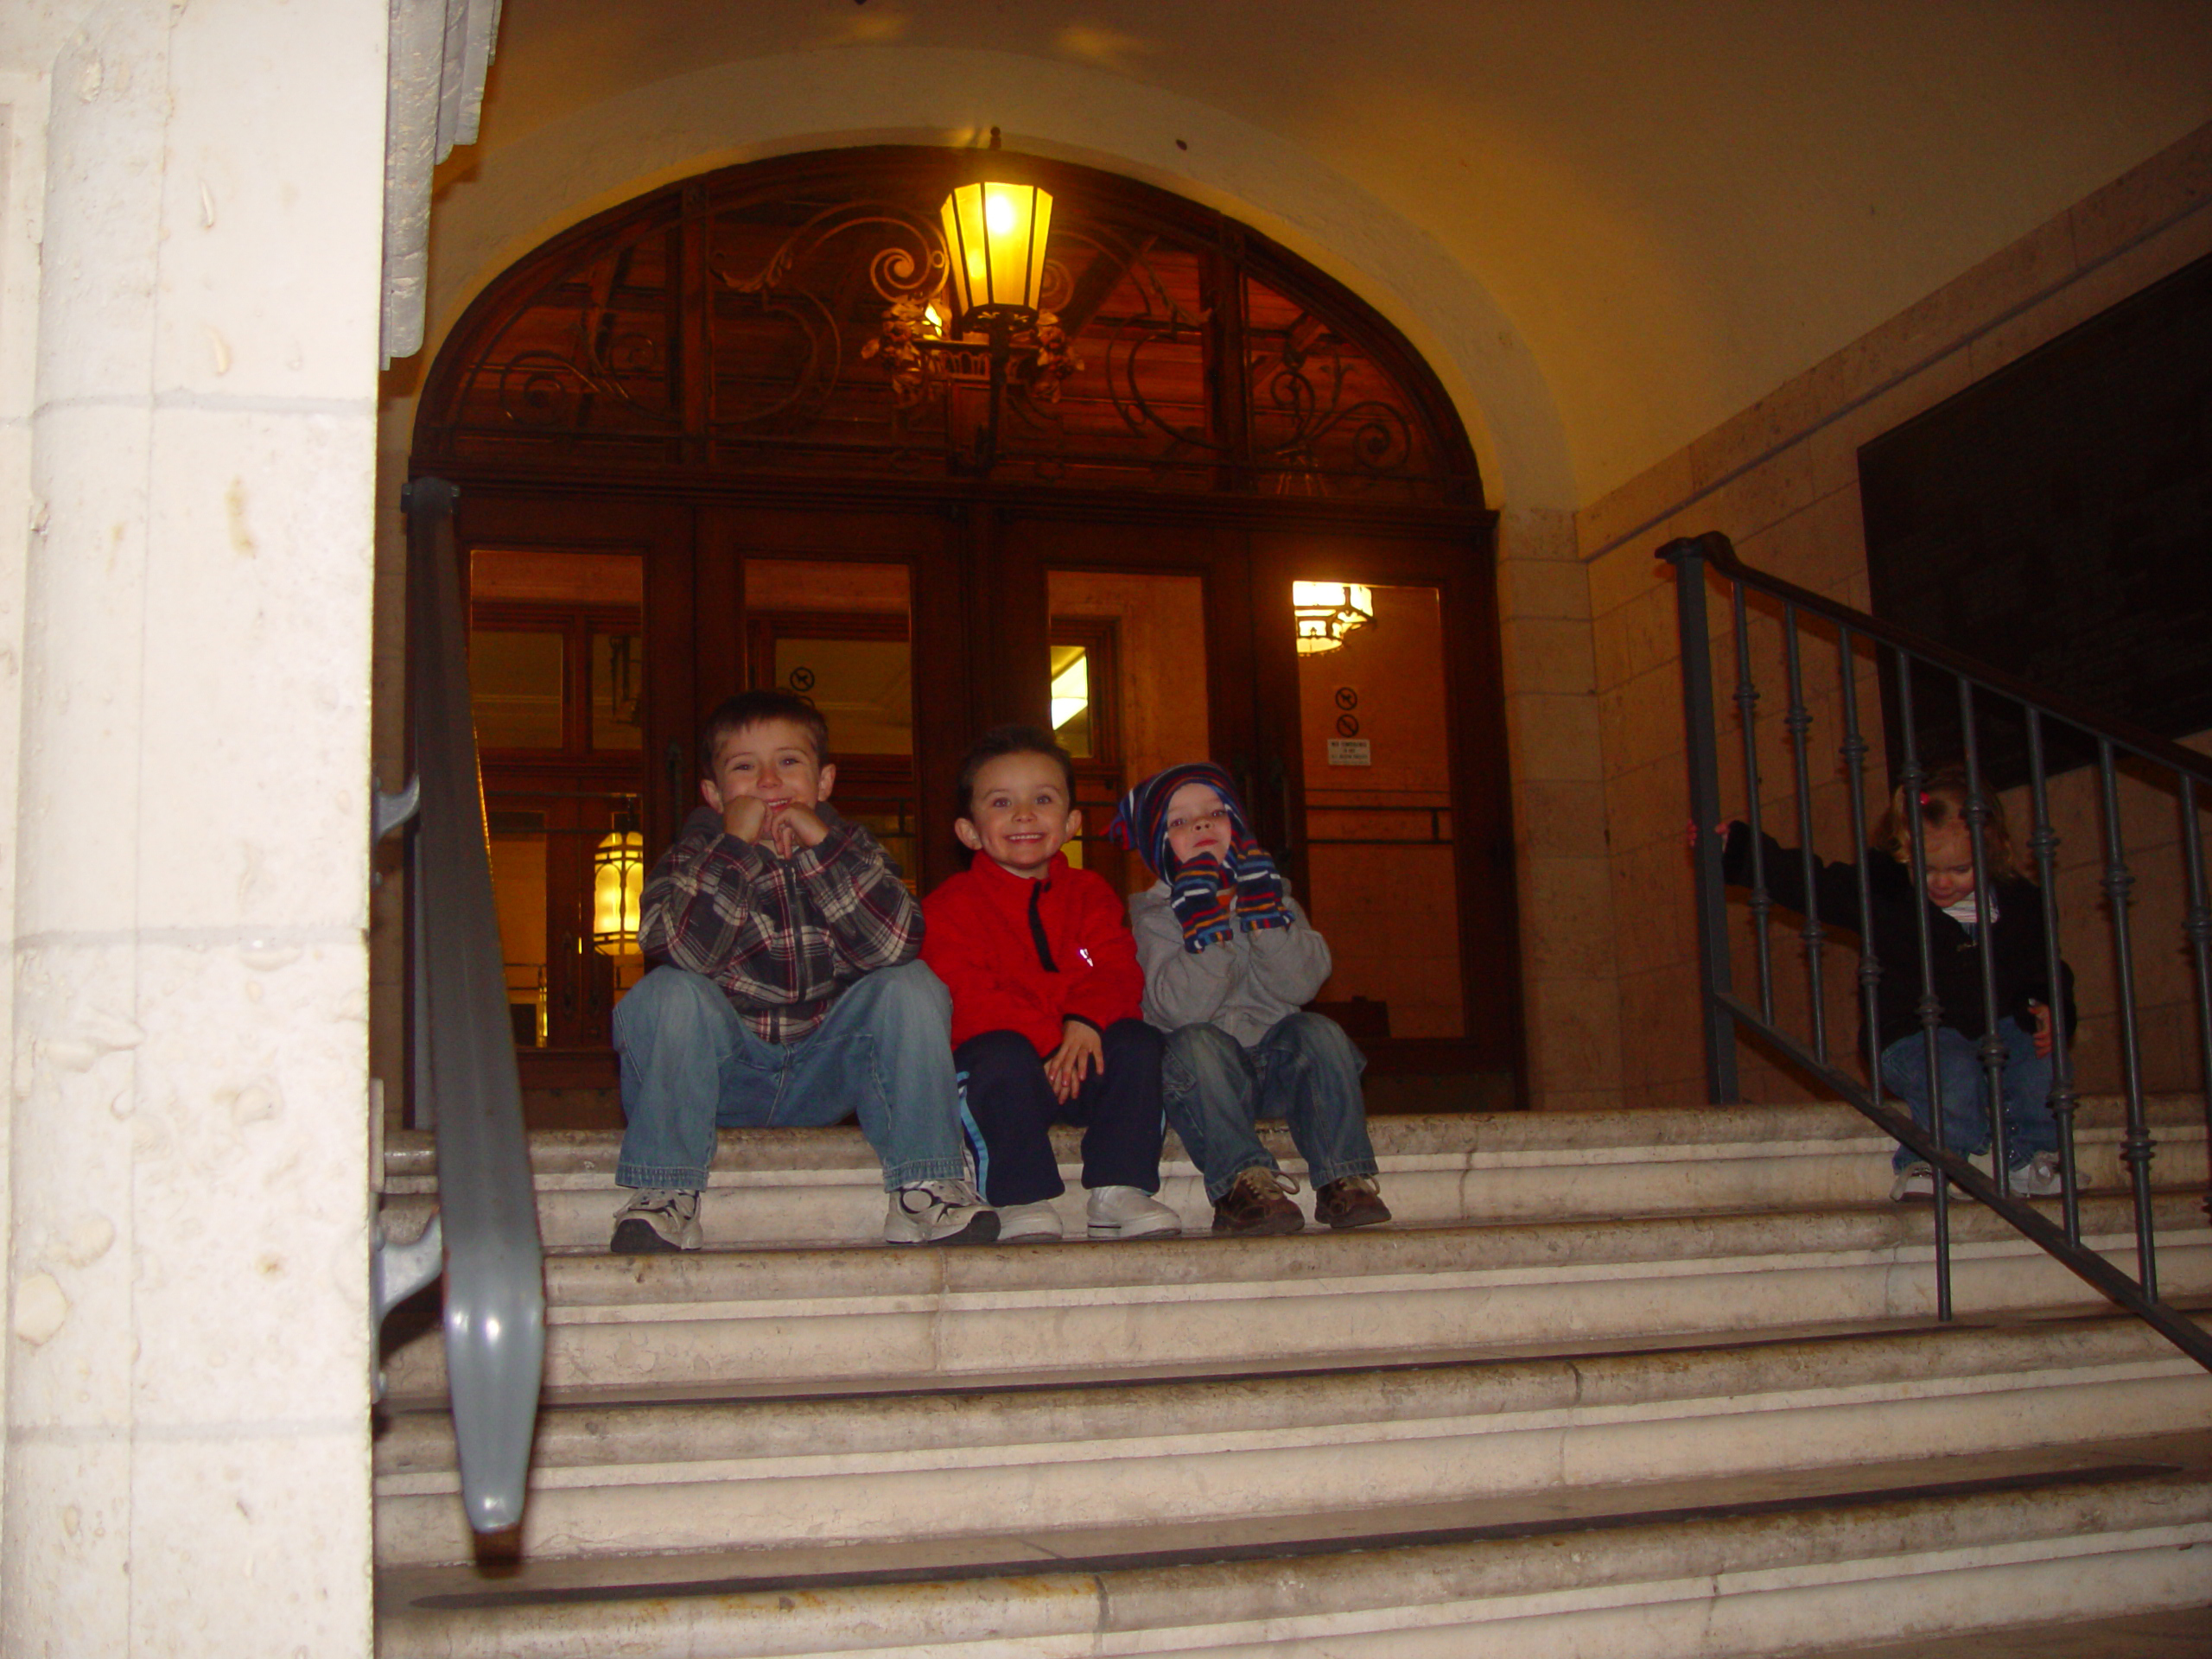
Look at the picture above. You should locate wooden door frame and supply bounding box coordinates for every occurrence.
[420,468,1519,1097]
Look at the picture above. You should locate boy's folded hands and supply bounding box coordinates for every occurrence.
[1168,854,1236,953]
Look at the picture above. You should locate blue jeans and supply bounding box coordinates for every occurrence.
[1878,1018,2055,1174]
[612,961,969,1192]
[1162,1014,1378,1200]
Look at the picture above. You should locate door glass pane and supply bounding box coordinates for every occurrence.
[1297,582,1463,1038]
[1047,569,1209,891]
[769,636,912,755]
[592,630,645,749]
[744,559,913,757]
[468,632,565,748]
[486,811,550,1046]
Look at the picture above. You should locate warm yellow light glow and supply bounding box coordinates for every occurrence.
[939,180,1053,320]
[1049,651,1090,733]
[592,830,645,956]
[1291,581,1375,655]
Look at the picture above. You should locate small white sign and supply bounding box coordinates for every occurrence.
[1327,738,1372,766]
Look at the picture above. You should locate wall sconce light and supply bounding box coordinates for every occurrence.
[1293,582,1375,654]
[591,821,645,956]
[861,130,1078,474]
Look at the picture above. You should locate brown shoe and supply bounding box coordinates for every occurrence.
[1211,1166,1304,1236]
[1313,1175,1391,1230]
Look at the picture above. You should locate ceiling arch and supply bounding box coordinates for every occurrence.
[408,3,2212,510]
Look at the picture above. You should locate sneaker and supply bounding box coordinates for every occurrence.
[883,1180,999,1246]
[2007,1151,2063,1198]
[1313,1175,1391,1230]
[996,1199,1064,1243]
[610,1188,703,1253]
[1084,1185,1182,1240]
[1889,1162,1935,1202]
[1211,1166,1304,1236]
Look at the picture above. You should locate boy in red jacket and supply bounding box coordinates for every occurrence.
[922,727,1179,1243]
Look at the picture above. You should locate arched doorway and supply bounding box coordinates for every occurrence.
[413,148,1519,1109]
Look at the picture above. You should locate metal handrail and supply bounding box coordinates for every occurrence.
[1666,530,2212,1373]
[371,476,546,1532]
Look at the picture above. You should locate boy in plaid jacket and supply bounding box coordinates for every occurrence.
[608,690,995,1251]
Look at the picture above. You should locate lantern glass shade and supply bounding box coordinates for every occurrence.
[939,181,1053,321]
[1291,581,1375,655]
[592,830,645,957]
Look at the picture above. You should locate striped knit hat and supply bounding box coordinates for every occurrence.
[1106,762,1251,876]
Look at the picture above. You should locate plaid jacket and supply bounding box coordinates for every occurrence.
[638,804,923,1043]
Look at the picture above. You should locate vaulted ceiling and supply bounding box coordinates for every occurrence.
[419,0,2212,509]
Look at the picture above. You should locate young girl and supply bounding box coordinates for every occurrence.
[1714,766,2070,1200]
[1108,763,1389,1234]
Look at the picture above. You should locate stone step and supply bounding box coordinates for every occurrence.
[372,1309,2212,1570]
[379,1192,2212,1400]
[378,1096,2212,1251]
[375,1433,2212,1658]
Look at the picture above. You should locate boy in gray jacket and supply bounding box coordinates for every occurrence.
[1108,764,1389,1235]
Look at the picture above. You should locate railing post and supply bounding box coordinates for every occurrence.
[1662,534,1739,1103]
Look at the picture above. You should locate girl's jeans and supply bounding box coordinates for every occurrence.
[1877,1016,2055,1174]
[1162,1013,1378,1201]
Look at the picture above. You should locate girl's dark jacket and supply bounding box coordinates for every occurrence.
[1719,824,2074,1054]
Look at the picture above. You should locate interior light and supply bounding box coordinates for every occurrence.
[1050,651,1090,732]
[1291,582,1376,655]
[591,828,645,957]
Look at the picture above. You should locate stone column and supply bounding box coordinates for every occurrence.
[3,3,385,1652]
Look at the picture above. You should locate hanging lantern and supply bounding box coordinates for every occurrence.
[591,828,645,957]
[1292,582,1376,655]
[939,180,1053,325]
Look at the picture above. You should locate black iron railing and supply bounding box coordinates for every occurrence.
[1666,531,2212,1371]
[370,477,547,1531]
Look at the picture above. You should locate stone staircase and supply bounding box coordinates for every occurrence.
[373,1098,2212,1657]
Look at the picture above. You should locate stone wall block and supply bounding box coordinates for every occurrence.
[1686,372,1823,495]
[2068,119,2212,270]
[130,1431,371,1659]
[17,400,149,938]
[1592,581,1681,696]
[1587,538,1676,622]
[1500,614,1598,698]
[155,0,388,397]
[1606,754,1689,859]
[1505,691,1605,784]
[1522,975,1623,1096]
[1497,559,1590,622]
[1972,207,2212,381]
[1519,858,1617,980]
[1577,447,1694,563]
[139,407,375,932]
[29,16,168,407]
[1514,779,1611,859]
[1495,505,1578,563]
[5,942,140,1431]
[1,1440,131,1655]
[126,943,367,1426]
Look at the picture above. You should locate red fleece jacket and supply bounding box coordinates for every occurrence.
[921,853,1146,1055]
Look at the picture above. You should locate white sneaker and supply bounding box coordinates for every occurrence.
[2007,1151,2063,1198]
[611,1188,702,1253]
[1085,1185,1181,1240]
[1889,1162,1935,1202]
[883,1180,998,1246]
[996,1200,1064,1243]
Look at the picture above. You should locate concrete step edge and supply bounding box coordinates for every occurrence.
[374,1461,2212,1658]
